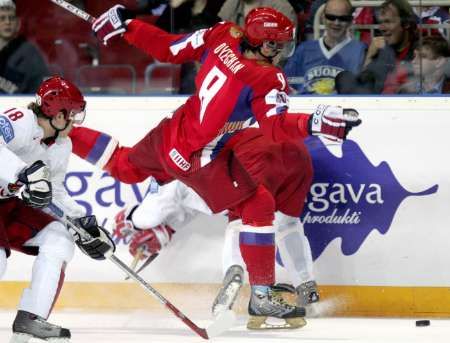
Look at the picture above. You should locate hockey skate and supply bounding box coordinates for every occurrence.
[10,310,71,343]
[247,286,307,330]
[296,280,320,306]
[211,265,244,317]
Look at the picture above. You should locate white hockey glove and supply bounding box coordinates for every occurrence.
[308,105,361,143]
[92,5,135,46]
[17,160,52,209]
[71,216,116,260]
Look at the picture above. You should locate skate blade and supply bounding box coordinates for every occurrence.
[247,316,307,330]
[47,338,71,342]
[10,333,71,343]
[10,333,31,343]
[212,281,242,317]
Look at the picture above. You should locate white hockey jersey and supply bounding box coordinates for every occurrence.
[0,106,84,218]
[131,179,314,286]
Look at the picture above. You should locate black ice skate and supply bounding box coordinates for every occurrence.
[247,286,307,330]
[211,265,244,317]
[10,310,71,343]
[296,280,320,306]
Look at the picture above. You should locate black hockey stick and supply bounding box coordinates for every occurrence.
[64,216,236,339]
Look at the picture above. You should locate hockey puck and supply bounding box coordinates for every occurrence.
[415,320,430,327]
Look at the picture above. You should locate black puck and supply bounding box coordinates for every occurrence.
[415,320,430,327]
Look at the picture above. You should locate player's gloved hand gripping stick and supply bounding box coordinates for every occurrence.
[50,0,134,45]
[64,215,235,339]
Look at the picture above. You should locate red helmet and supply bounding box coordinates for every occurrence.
[36,76,86,124]
[244,7,295,47]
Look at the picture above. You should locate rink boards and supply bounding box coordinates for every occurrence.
[1,95,449,316]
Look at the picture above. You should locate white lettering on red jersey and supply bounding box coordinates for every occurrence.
[124,20,310,171]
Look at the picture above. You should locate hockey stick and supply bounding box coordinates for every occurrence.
[125,251,159,281]
[50,0,96,23]
[134,252,159,274]
[64,216,235,339]
[124,247,144,280]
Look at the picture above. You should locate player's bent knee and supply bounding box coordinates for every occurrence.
[38,222,75,263]
[0,248,6,279]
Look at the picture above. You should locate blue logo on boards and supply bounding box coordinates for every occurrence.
[0,115,14,143]
[65,137,438,259]
[301,137,438,260]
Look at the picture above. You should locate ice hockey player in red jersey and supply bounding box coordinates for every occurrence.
[0,77,115,342]
[112,179,320,325]
[71,125,318,329]
[81,5,360,328]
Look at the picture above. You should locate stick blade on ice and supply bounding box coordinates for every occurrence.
[205,310,236,338]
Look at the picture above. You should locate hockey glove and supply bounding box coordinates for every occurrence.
[308,105,361,142]
[112,205,139,241]
[17,160,52,209]
[92,5,136,46]
[129,224,175,260]
[71,216,116,260]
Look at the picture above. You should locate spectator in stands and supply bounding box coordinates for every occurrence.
[0,0,49,94]
[218,0,298,30]
[336,0,417,94]
[284,0,366,94]
[399,35,450,94]
[304,0,377,44]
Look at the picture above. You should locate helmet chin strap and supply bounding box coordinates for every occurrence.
[48,117,69,141]
[242,39,277,63]
[258,46,276,63]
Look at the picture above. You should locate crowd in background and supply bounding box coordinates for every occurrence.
[1,0,449,95]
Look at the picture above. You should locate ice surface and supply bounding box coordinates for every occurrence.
[1,311,449,343]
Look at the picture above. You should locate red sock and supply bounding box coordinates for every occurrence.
[239,225,275,285]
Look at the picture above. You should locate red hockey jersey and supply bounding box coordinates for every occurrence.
[124,20,310,171]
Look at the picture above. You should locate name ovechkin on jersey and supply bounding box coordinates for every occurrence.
[213,43,245,74]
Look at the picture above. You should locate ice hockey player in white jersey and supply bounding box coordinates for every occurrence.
[112,179,319,328]
[0,76,115,343]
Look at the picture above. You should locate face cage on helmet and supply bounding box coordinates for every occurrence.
[68,108,86,125]
[263,39,296,59]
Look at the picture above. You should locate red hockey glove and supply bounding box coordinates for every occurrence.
[308,105,361,142]
[129,225,175,260]
[112,206,138,240]
[92,5,135,46]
